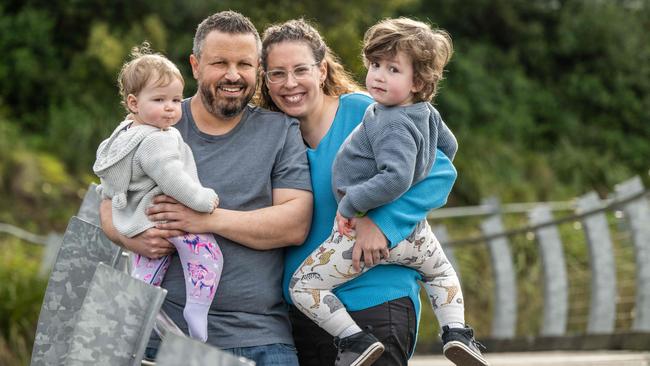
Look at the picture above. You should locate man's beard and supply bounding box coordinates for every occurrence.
[199,79,256,119]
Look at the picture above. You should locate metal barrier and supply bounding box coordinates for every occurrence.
[428,175,650,352]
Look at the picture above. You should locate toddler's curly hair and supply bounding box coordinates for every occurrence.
[363,18,453,102]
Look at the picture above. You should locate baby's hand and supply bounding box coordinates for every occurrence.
[336,211,355,238]
[210,197,219,213]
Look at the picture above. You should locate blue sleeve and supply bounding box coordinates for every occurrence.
[367,149,457,247]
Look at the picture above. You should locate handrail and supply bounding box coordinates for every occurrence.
[428,200,575,219]
[441,190,649,247]
[0,222,49,245]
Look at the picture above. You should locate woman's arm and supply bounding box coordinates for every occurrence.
[350,149,456,270]
[367,148,456,245]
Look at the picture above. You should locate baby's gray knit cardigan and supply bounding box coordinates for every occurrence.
[332,102,457,218]
[93,120,218,237]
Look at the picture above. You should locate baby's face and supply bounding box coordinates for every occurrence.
[131,78,183,130]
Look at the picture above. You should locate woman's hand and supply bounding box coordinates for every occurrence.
[147,194,211,233]
[352,216,390,272]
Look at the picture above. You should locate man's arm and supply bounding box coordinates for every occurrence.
[150,187,313,251]
[99,199,178,259]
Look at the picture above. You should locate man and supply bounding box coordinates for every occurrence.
[100,11,312,365]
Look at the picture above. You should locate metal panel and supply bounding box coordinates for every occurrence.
[155,333,255,366]
[64,263,167,366]
[30,217,121,366]
[77,183,101,226]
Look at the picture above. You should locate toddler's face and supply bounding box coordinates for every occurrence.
[130,78,183,130]
[365,50,417,107]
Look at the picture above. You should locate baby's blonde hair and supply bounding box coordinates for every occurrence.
[363,18,453,102]
[117,42,184,112]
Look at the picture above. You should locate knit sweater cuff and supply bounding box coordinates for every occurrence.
[337,197,359,219]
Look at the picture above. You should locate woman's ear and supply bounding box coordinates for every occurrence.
[319,59,328,85]
[126,94,139,114]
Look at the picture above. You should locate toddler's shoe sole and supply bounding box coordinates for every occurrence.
[443,341,489,366]
[350,341,385,366]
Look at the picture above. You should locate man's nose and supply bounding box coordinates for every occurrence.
[225,66,240,81]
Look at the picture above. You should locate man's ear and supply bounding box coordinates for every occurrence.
[126,94,138,114]
[190,54,200,79]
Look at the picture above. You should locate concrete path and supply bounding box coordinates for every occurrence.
[410,351,650,365]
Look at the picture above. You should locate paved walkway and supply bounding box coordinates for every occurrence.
[410,351,650,365]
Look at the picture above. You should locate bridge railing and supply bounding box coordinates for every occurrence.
[423,175,650,352]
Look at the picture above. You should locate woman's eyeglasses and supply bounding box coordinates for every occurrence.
[265,63,319,84]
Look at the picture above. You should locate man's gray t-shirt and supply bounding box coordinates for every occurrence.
[151,99,311,349]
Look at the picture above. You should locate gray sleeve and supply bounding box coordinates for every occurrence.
[431,106,458,161]
[272,118,312,191]
[338,120,418,218]
[138,133,218,212]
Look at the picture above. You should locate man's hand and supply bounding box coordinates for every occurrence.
[351,216,390,272]
[99,198,179,259]
[147,195,211,233]
[124,228,177,259]
[335,211,355,238]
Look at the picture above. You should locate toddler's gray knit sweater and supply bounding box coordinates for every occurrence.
[93,120,218,237]
[332,102,457,218]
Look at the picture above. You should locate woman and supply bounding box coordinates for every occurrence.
[260,19,457,365]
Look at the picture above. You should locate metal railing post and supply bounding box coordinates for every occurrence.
[529,204,568,336]
[480,198,517,339]
[577,191,617,334]
[615,176,650,331]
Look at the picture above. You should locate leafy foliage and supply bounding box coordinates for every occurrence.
[0,239,46,366]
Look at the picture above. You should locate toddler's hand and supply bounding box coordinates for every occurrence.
[336,211,355,238]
